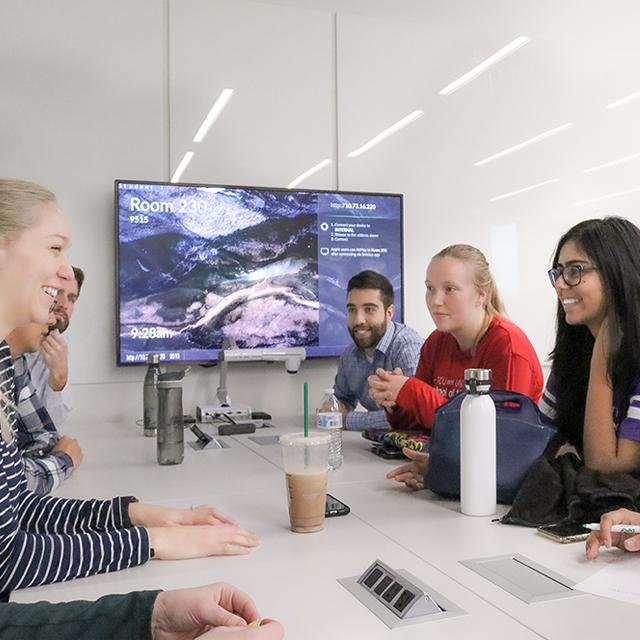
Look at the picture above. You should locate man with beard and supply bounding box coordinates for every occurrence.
[333,270,422,431]
[25,266,84,428]
[7,317,83,494]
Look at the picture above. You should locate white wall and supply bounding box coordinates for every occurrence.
[2,0,640,425]
[334,2,640,356]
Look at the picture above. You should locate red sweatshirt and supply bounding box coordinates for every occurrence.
[391,315,543,430]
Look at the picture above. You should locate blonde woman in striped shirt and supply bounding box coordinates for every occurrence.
[0,179,261,600]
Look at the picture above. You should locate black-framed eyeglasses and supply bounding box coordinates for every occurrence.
[547,264,598,287]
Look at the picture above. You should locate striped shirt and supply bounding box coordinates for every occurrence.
[0,342,150,597]
[334,321,423,431]
[13,355,74,495]
[540,371,640,441]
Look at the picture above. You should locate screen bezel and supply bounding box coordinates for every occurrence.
[114,179,405,366]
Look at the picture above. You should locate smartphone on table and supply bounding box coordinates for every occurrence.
[325,494,350,517]
[537,522,590,543]
[371,444,405,460]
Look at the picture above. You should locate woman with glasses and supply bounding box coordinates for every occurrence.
[372,244,543,489]
[542,216,640,472]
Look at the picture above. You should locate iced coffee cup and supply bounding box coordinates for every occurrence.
[281,431,330,533]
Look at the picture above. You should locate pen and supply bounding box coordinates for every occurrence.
[585,523,640,534]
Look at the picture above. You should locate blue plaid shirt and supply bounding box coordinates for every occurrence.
[334,321,423,431]
[12,355,74,495]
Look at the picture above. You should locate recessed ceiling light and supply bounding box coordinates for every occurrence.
[606,90,640,110]
[574,186,640,206]
[440,36,530,96]
[475,123,572,167]
[490,178,559,202]
[193,89,235,143]
[347,110,423,158]
[171,151,194,183]
[287,159,332,189]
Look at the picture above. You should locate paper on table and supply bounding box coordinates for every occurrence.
[574,556,640,605]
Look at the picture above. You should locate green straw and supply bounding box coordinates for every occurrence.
[303,381,309,438]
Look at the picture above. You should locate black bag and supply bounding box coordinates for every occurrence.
[425,390,558,504]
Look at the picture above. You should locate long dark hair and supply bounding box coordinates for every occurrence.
[550,217,640,448]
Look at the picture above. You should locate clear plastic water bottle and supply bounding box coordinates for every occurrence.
[316,388,343,470]
[460,368,496,517]
[143,354,161,437]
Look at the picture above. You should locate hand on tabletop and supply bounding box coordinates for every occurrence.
[368,368,407,409]
[151,582,284,640]
[148,524,259,560]
[386,448,428,490]
[129,503,239,528]
[585,508,640,560]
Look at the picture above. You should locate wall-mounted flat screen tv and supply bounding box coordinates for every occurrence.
[116,180,404,365]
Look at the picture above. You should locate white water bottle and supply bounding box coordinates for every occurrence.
[460,368,496,516]
[316,388,343,470]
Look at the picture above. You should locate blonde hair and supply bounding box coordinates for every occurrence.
[431,244,505,317]
[0,178,55,442]
[0,179,56,242]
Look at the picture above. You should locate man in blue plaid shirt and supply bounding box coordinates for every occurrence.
[6,318,82,494]
[334,271,423,431]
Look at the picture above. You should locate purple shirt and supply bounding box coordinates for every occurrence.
[540,371,640,442]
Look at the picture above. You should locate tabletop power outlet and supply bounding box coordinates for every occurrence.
[196,404,252,423]
[338,559,464,629]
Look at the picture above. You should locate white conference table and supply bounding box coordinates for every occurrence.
[12,419,638,638]
[231,424,640,638]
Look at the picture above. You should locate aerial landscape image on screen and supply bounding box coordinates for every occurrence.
[118,184,319,362]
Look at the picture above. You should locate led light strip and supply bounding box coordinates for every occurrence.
[490,178,559,202]
[574,187,640,206]
[440,36,530,96]
[583,151,640,173]
[171,151,194,183]
[606,90,640,110]
[347,110,423,158]
[193,89,235,143]
[287,159,332,189]
[475,123,572,167]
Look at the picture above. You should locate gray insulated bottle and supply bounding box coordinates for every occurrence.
[143,354,161,437]
[157,371,185,465]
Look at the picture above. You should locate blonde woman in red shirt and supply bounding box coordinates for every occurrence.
[369,244,543,489]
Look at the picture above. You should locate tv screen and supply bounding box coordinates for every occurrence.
[116,180,404,365]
